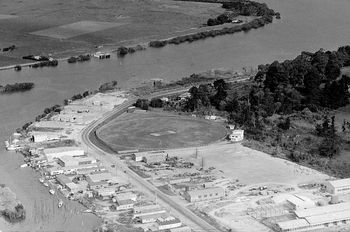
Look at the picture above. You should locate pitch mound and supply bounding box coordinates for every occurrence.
[96,111,227,151]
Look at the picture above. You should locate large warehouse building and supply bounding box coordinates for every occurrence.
[184,187,225,202]
[44,146,85,162]
[325,178,350,195]
[277,202,350,232]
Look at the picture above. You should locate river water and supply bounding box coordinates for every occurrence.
[0,0,350,231]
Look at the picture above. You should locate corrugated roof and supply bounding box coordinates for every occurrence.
[328,178,350,188]
[305,210,350,225]
[287,194,314,207]
[277,219,309,230]
[295,202,350,218]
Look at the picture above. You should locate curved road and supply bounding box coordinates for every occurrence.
[81,87,225,231]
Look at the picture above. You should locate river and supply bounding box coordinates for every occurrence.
[0,0,350,231]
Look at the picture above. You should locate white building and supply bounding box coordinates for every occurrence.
[32,132,61,143]
[57,156,97,167]
[286,194,315,210]
[116,199,134,211]
[157,216,182,230]
[229,129,244,142]
[143,152,167,164]
[86,172,118,190]
[133,204,166,218]
[132,153,144,162]
[115,192,137,202]
[325,178,350,195]
[44,147,85,162]
[184,187,225,202]
[277,202,350,232]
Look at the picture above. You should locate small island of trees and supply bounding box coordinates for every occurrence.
[0,82,34,93]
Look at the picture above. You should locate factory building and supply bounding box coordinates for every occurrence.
[143,152,167,164]
[169,226,192,232]
[277,202,350,232]
[325,178,350,195]
[56,174,86,193]
[44,146,85,162]
[184,187,225,202]
[57,156,97,167]
[31,132,61,143]
[115,192,137,202]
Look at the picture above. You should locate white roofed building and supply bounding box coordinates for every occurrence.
[44,146,85,162]
[325,178,350,195]
[286,194,315,210]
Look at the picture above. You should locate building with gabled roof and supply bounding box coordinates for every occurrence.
[325,178,350,195]
[184,187,225,202]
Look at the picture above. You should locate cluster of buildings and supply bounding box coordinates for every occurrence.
[133,204,191,232]
[276,178,350,232]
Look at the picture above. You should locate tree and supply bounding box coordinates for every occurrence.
[149,98,163,108]
[134,99,149,110]
[304,67,321,105]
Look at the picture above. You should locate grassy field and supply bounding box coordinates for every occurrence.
[0,0,224,66]
[96,110,227,151]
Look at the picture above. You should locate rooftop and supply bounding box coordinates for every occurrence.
[87,172,117,184]
[305,209,350,225]
[117,199,134,206]
[327,178,350,188]
[295,202,350,218]
[158,217,181,226]
[44,146,84,154]
[277,219,309,230]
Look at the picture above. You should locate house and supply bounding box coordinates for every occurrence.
[286,194,315,210]
[325,178,350,195]
[229,130,244,142]
[143,152,167,164]
[44,146,85,162]
[157,216,182,230]
[116,199,134,211]
[184,187,225,202]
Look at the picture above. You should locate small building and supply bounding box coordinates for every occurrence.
[229,130,244,142]
[138,212,166,224]
[95,187,116,198]
[56,175,86,193]
[127,106,136,113]
[157,216,182,230]
[57,156,97,167]
[132,153,144,162]
[32,132,61,143]
[286,194,315,210]
[143,152,167,164]
[169,226,192,232]
[115,192,137,202]
[133,204,166,218]
[44,147,85,162]
[184,187,225,203]
[325,178,350,195]
[116,199,134,211]
[86,172,118,190]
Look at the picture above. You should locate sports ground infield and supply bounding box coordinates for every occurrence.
[96,110,228,151]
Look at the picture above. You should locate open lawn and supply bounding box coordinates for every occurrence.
[0,0,224,66]
[96,110,227,151]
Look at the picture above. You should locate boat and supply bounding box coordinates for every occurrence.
[39,177,44,183]
[58,200,63,208]
[6,144,18,151]
[49,189,55,195]
[43,182,49,187]
[20,163,28,168]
